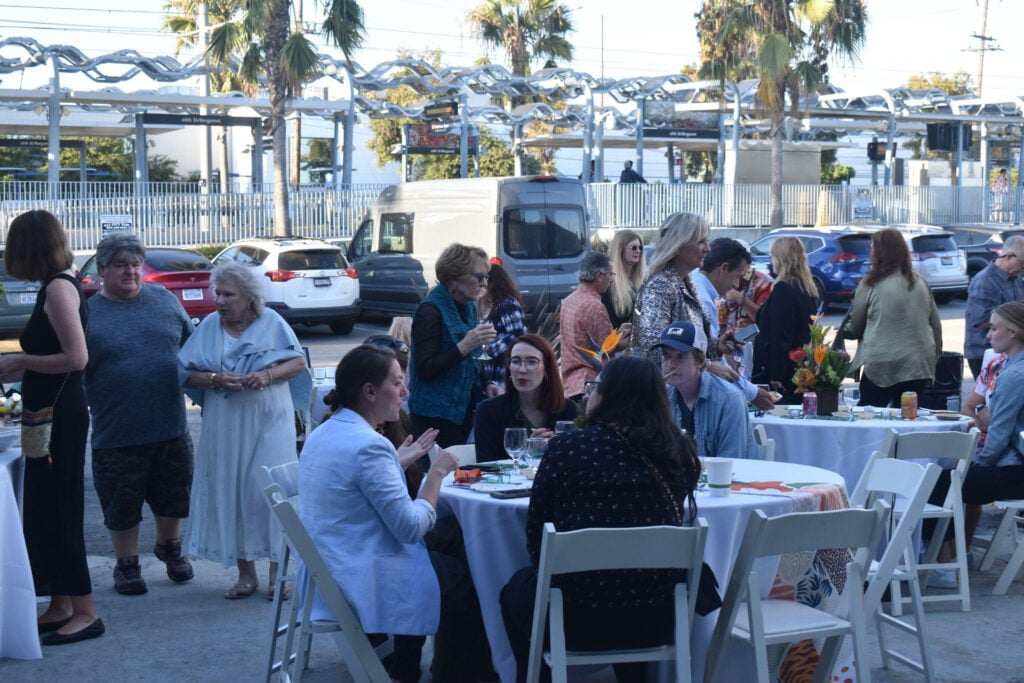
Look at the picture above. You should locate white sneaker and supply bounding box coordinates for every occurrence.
[927,568,958,589]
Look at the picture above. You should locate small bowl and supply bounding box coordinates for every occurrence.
[857,411,877,420]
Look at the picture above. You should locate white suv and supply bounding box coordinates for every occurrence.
[213,237,360,335]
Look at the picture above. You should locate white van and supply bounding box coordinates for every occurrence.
[346,175,590,320]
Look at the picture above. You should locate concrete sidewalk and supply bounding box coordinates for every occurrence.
[3,507,1024,683]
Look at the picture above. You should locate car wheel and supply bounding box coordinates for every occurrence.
[813,278,829,311]
[329,319,355,336]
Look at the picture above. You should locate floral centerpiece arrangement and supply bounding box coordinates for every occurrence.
[789,311,853,413]
[572,328,625,372]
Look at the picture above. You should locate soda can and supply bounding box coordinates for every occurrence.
[901,391,918,420]
[802,392,817,417]
[946,394,961,412]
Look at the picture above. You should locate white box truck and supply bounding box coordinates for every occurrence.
[346,175,591,320]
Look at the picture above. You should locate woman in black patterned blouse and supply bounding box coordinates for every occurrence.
[500,355,700,683]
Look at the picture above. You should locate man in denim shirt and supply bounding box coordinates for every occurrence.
[964,235,1024,377]
[657,320,758,460]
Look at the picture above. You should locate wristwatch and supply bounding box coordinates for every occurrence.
[210,372,217,387]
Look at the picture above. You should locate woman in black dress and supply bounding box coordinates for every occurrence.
[752,236,820,403]
[0,210,99,645]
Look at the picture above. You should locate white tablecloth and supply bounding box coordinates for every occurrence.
[0,452,41,661]
[437,460,845,683]
[751,411,971,491]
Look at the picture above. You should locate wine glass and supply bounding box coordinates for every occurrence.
[504,427,528,475]
[843,386,861,414]
[526,437,548,468]
[474,322,495,360]
[554,420,575,436]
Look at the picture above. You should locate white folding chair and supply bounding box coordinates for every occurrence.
[885,428,980,613]
[977,499,1024,595]
[752,424,775,462]
[703,502,889,683]
[262,477,391,683]
[526,520,709,683]
[446,443,477,465]
[852,454,942,682]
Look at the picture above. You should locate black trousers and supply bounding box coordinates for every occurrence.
[858,374,930,409]
[923,464,1024,541]
[384,517,495,683]
[500,566,674,683]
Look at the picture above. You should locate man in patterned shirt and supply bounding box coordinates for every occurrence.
[559,252,631,400]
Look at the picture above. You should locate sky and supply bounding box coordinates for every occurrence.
[0,0,1021,183]
[0,0,1020,99]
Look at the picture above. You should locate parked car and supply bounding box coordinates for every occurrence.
[748,228,874,307]
[78,247,217,325]
[213,236,360,335]
[0,250,41,339]
[950,226,1024,278]
[889,225,969,298]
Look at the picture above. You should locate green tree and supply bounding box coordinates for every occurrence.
[467,0,575,109]
[414,128,540,180]
[697,0,868,228]
[167,0,367,236]
[905,71,975,96]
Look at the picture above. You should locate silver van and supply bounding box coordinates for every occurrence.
[347,175,590,320]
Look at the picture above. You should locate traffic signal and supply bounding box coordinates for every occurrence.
[867,141,886,162]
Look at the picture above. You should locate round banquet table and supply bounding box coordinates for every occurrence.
[0,449,41,661]
[751,409,972,491]
[437,459,847,683]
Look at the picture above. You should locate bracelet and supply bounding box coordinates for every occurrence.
[267,368,275,384]
[209,372,217,387]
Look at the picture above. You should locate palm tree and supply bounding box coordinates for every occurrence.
[467,0,575,109]
[697,0,867,229]
[166,0,366,236]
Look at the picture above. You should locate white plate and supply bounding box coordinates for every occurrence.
[470,482,531,493]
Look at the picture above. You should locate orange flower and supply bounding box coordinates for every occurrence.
[813,346,827,365]
[573,344,598,358]
[598,329,623,356]
[793,368,817,390]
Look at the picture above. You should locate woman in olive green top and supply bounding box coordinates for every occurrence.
[843,228,943,408]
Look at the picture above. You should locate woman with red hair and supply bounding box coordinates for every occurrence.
[473,334,577,462]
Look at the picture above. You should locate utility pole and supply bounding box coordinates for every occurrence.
[965,0,1002,98]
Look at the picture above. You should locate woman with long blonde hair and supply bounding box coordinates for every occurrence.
[602,230,646,328]
[752,236,820,402]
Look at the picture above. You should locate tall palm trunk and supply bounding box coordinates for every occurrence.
[265,0,292,236]
[769,82,786,230]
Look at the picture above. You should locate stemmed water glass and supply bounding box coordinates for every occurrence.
[842,386,861,418]
[526,437,548,469]
[504,427,528,475]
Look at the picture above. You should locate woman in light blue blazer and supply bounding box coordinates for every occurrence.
[299,345,459,683]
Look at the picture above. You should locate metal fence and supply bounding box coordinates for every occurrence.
[1,180,1021,251]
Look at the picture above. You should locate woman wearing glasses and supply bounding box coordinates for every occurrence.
[474,334,577,462]
[409,243,498,447]
[603,230,646,328]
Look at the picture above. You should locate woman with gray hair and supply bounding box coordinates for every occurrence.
[629,212,713,364]
[177,262,312,599]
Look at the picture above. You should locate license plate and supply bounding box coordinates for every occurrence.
[313,277,331,287]
[182,288,203,301]
[941,257,953,266]
[19,293,36,305]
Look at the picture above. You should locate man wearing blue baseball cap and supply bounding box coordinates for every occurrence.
[654,320,758,460]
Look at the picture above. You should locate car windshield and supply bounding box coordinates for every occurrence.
[911,235,957,253]
[278,250,346,270]
[836,235,873,256]
[147,251,213,272]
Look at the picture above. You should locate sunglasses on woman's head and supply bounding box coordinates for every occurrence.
[365,336,410,355]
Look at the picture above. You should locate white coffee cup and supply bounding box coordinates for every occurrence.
[704,457,733,497]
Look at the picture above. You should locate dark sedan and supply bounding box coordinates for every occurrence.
[78,247,216,324]
[953,227,1024,278]
[0,251,41,339]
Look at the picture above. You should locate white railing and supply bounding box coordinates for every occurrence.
[1,180,1021,250]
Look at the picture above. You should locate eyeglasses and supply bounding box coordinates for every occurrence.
[583,380,600,398]
[365,336,410,355]
[999,253,1019,260]
[510,357,541,370]
[628,244,643,252]
[467,272,489,284]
